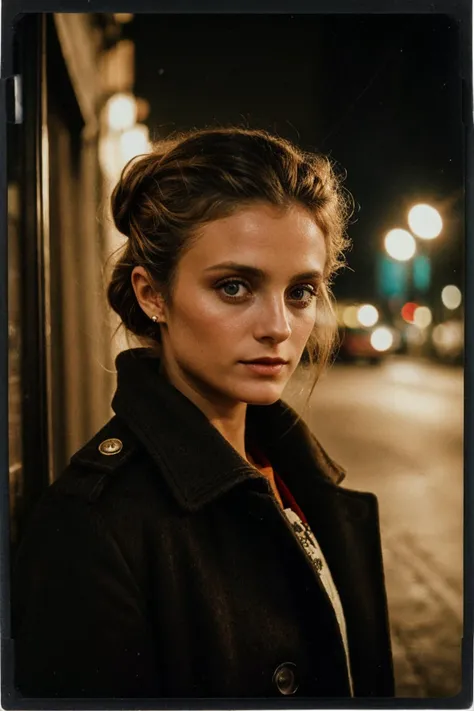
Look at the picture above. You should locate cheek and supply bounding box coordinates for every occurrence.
[171,293,240,344]
[294,308,317,341]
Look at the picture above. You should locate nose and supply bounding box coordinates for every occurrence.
[253,294,292,344]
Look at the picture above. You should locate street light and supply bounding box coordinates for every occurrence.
[357,304,379,327]
[342,305,360,329]
[119,124,151,164]
[370,327,393,352]
[413,305,432,329]
[441,285,462,310]
[105,93,137,132]
[384,229,417,261]
[114,13,134,23]
[408,204,442,240]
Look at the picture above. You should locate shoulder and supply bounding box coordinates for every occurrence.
[54,415,146,503]
[16,418,171,580]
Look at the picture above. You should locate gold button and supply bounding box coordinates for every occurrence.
[98,438,123,456]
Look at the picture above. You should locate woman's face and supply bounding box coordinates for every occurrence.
[157,203,326,407]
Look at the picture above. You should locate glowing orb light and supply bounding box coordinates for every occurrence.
[384,229,416,261]
[408,204,442,240]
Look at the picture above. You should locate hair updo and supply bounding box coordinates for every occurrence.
[107,126,352,381]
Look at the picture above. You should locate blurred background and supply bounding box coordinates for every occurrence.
[6,12,464,698]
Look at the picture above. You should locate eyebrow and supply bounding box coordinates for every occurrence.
[204,261,323,283]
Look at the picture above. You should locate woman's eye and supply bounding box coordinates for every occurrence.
[288,285,317,305]
[216,280,317,305]
[217,279,250,299]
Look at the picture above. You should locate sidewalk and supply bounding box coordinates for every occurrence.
[382,529,463,697]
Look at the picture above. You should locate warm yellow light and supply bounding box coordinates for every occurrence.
[432,324,454,349]
[408,204,442,240]
[441,285,462,310]
[370,327,393,352]
[384,229,416,261]
[406,324,427,345]
[432,321,463,356]
[114,13,134,23]
[120,124,151,164]
[106,93,137,132]
[413,306,432,329]
[342,305,360,329]
[357,304,379,327]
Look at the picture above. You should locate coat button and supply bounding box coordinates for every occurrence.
[98,438,123,456]
[273,662,298,695]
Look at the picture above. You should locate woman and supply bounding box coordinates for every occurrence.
[12,128,394,699]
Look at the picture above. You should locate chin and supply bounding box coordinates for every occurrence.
[247,395,281,406]
[237,383,285,406]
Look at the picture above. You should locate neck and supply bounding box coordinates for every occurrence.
[160,356,249,461]
[208,409,248,461]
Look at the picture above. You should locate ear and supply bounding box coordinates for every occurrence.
[131,266,168,323]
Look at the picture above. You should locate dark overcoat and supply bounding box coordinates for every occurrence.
[12,348,394,700]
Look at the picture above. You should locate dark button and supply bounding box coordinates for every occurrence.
[273,662,298,695]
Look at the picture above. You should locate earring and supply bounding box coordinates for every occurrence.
[151,315,159,323]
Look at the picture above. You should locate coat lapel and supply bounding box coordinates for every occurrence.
[112,349,260,510]
[269,464,394,697]
[112,348,344,510]
[244,375,394,696]
[112,348,394,696]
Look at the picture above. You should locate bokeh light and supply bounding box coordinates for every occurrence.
[401,302,419,324]
[413,306,433,329]
[114,13,134,23]
[441,285,462,310]
[384,229,416,261]
[432,321,463,357]
[106,93,137,132]
[119,124,151,164]
[408,204,443,240]
[342,305,360,329]
[371,327,394,352]
[405,324,427,345]
[357,304,379,327]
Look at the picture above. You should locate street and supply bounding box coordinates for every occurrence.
[284,357,463,698]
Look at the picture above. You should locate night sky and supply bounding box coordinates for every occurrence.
[126,14,464,303]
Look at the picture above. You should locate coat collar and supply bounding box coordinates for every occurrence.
[111,348,346,512]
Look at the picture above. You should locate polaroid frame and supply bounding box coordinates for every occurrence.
[0,0,472,708]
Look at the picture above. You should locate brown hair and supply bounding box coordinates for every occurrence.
[108,126,352,398]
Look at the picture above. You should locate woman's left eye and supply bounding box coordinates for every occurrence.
[288,285,317,305]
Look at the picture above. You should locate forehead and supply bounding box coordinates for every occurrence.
[185,203,326,273]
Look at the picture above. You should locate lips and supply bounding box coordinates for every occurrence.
[242,358,288,365]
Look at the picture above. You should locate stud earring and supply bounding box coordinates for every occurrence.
[151,315,159,323]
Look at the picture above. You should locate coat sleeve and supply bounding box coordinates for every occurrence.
[12,488,162,699]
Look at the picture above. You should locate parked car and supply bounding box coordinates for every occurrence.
[336,325,396,365]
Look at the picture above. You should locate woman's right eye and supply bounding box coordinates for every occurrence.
[216,279,250,300]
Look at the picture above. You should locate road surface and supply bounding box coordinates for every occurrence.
[284,357,464,698]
